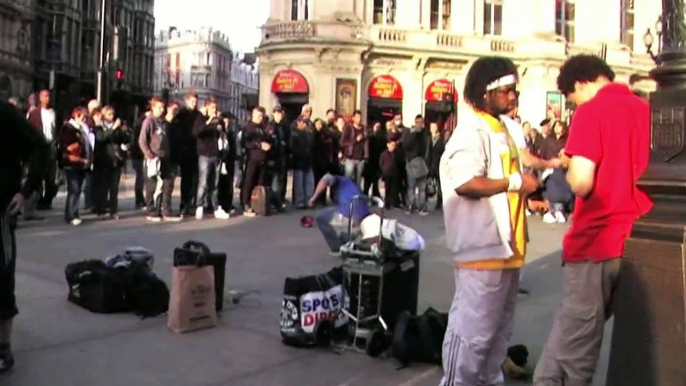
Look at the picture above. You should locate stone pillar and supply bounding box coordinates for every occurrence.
[606,1,686,385]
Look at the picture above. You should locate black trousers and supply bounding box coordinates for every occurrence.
[92,166,122,214]
[241,161,264,207]
[145,160,175,215]
[0,213,17,321]
[399,167,408,206]
[364,168,381,198]
[179,154,198,214]
[38,144,59,206]
[131,158,146,206]
[383,175,401,209]
[216,162,235,211]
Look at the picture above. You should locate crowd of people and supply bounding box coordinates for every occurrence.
[0,53,651,385]
[8,90,452,225]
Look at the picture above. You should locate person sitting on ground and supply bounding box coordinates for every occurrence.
[308,173,370,256]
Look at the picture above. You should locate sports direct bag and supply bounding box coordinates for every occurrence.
[280,267,347,347]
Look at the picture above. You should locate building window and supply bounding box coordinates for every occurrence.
[621,0,634,49]
[290,0,308,21]
[430,0,451,30]
[483,0,502,35]
[555,0,575,42]
[373,0,395,25]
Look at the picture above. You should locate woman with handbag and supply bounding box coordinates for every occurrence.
[58,107,92,226]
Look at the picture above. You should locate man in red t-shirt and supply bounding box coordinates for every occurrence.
[533,55,653,385]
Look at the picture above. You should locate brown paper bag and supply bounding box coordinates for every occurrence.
[167,265,217,333]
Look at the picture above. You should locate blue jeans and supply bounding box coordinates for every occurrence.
[407,174,428,210]
[196,156,217,209]
[344,159,365,185]
[293,168,314,207]
[65,169,86,222]
[83,173,93,208]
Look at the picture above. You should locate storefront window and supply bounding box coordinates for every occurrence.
[483,0,502,35]
[430,0,451,30]
[373,0,396,25]
[621,0,634,49]
[555,0,575,43]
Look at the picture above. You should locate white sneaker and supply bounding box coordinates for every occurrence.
[542,212,557,224]
[70,218,82,226]
[554,212,566,223]
[525,209,532,216]
[214,207,230,220]
[195,207,204,220]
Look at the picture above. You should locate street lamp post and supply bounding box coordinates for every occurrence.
[606,1,686,385]
[96,0,108,104]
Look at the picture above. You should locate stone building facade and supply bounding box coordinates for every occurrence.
[153,27,258,120]
[0,0,155,118]
[257,0,658,127]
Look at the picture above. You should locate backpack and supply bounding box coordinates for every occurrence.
[391,308,448,367]
[123,260,170,319]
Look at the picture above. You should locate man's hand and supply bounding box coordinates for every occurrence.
[356,134,364,142]
[520,173,540,195]
[308,197,316,208]
[260,142,271,151]
[113,118,121,129]
[548,158,562,168]
[7,193,25,215]
[559,153,570,168]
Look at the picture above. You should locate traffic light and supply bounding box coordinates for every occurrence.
[115,69,124,90]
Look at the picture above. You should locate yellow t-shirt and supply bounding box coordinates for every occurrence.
[458,111,527,270]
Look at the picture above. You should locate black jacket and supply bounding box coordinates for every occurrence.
[93,124,130,169]
[427,135,445,177]
[130,114,147,160]
[218,125,237,165]
[242,121,268,163]
[289,128,314,171]
[175,107,204,156]
[403,127,429,161]
[0,101,49,211]
[194,116,221,157]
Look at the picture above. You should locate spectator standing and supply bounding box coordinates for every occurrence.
[403,114,430,215]
[340,110,368,185]
[240,107,269,217]
[25,90,57,212]
[91,106,129,219]
[58,107,92,226]
[0,99,49,374]
[175,91,204,216]
[379,138,402,209]
[290,116,315,209]
[364,122,385,198]
[194,98,222,220]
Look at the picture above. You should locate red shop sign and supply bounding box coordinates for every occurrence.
[368,75,403,100]
[271,69,309,94]
[425,79,457,102]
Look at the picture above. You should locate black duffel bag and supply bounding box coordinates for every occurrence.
[173,240,227,312]
[65,260,129,313]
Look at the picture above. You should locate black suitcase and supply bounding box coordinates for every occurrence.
[65,260,129,313]
[173,240,227,311]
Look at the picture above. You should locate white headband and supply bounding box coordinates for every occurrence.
[486,74,517,91]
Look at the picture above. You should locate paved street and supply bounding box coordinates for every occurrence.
[5,175,611,386]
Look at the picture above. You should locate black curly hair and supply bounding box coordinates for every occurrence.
[463,56,518,110]
[557,55,615,96]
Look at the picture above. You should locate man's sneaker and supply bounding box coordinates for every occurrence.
[542,212,557,224]
[109,213,119,220]
[419,209,429,216]
[162,213,182,222]
[70,218,82,226]
[554,212,566,223]
[195,207,204,220]
[214,207,230,220]
[329,251,341,257]
[23,215,44,221]
[146,213,162,222]
[0,349,15,374]
[243,208,256,217]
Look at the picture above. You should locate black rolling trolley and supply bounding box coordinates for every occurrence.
[335,195,420,356]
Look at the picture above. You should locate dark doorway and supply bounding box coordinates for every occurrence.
[276,92,308,127]
[424,100,456,132]
[367,97,402,127]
